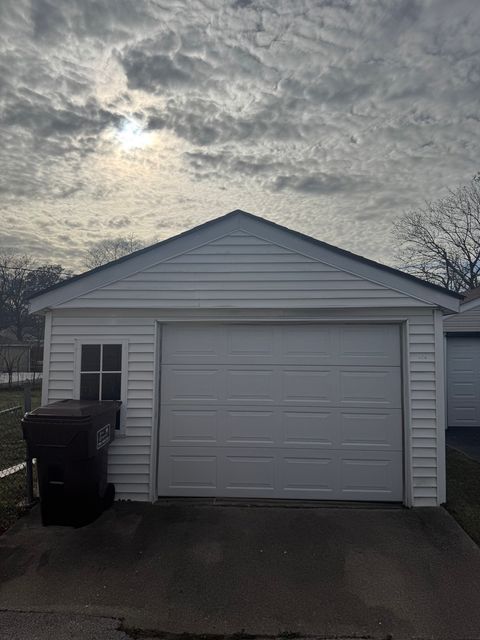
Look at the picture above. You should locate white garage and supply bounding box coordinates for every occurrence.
[447,336,480,428]
[158,323,403,500]
[445,288,480,428]
[30,210,461,507]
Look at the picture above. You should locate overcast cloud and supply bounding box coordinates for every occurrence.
[0,0,479,269]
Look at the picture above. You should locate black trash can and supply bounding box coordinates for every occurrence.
[22,399,121,527]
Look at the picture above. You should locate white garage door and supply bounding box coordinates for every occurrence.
[447,336,480,427]
[158,324,403,501]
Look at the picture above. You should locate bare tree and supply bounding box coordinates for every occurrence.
[0,344,25,388]
[393,174,480,293]
[0,253,70,341]
[83,235,145,269]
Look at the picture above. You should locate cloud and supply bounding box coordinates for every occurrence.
[0,0,478,271]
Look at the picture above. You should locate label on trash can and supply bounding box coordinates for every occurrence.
[96,424,111,450]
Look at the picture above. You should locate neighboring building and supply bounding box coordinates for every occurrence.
[444,286,480,428]
[30,210,461,507]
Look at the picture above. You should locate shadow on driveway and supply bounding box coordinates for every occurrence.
[1,502,480,639]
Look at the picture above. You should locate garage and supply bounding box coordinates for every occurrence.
[30,209,461,506]
[158,323,403,501]
[447,335,480,427]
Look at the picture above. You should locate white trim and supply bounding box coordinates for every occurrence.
[149,322,162,502]
[41,311,52,405]
[434,309,447,504]
[444,334,448,431]
[458,296,480,313]
[154,318,408,505]
[73,339,128,433]
[151,314,411,324]
[401,320,413,507]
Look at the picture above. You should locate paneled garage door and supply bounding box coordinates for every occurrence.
[447,336,480,427]
[158,324,403,501]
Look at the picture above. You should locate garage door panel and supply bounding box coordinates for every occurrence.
[164,454,217,491]
[161,409,218,445]
[339,368,401,408]
[158,446,402,500]
[280,325,336,363]
[339,451,403,501]
[448,336,480,427]
[451,382,476,398]
[226,368,277,403]
[339,408,403,450]
[223,453,275,492]
[282,368,335,404]
[227,325,275,357]
[224,410,277,445]
[283,410,336,446]
[162,366,223,402]
[281,454,336,496]
[338,325,400,365]
[162,325,226,363]
[161,405,402,450]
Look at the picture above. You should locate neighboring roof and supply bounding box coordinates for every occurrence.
[453,285,480,314]
[463,285,480,303]
[30,209,462,312]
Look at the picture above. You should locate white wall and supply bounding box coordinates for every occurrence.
[46,313,156,501]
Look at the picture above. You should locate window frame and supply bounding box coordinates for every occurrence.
[74,338,128,433]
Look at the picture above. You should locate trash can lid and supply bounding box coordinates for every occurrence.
[25,399,121,420]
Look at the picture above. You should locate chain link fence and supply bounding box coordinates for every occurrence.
[0,403,37,534]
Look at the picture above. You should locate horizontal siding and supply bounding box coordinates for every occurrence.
[408,310,439,506]
[47,314,156,501]
[58,232,426,310]
[444,308,480,332]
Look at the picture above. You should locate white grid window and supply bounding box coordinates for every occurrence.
[80,344,123,428]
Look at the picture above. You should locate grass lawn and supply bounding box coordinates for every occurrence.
[0,386,42,411]
[445,447,480,546]
[0,385,42,533]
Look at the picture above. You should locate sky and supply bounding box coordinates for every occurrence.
[0,0,479,272]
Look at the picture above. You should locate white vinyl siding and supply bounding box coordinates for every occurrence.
[46,315,156,501]
[444,308,480,332]
[57,232,428,310]
[44,307,441,506]
[408,310,439,506]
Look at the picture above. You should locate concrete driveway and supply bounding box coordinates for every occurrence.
[446,427,480,463]
[1,502,480,640]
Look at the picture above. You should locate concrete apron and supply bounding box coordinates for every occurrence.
[1,502,480,640]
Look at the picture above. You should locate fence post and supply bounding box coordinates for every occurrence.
[24,383,34,505]
[24,383,31,413]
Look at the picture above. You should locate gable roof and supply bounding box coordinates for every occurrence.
[30,209,461,313]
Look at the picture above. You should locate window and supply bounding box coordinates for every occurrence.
[79,343,124,428]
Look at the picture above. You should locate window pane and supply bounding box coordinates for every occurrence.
[102,344,122,371]
[101,372,121,400]
[80,373,100,400]
[81,345,100,372]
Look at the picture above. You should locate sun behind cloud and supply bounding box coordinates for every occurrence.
[115,118,153,151]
